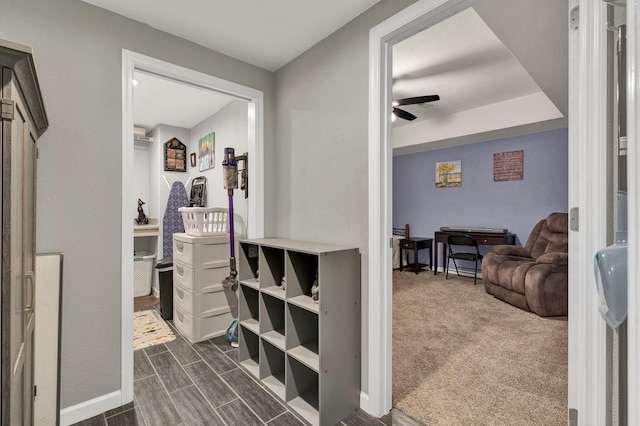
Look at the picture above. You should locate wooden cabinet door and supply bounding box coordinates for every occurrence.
[2,69,36,426]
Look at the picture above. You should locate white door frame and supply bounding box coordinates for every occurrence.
[626,0,640,423]
[120,50,265,404]
[366,0,608,420]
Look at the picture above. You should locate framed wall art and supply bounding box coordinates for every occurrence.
[435,160,461,187]
[198,131,215,172]
[164,137,187,172]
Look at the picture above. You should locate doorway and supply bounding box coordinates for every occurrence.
[121,50,265,405]
[367,0,609,421]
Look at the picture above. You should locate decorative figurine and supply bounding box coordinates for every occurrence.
[280,276,286,291]
[311,274,319,304]
[136,199,149,225]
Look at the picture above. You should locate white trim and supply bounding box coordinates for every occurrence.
[121,50,265,408]
[571,2,608,423]
[366,0,476,416]
[368,0,607,420]
[59,391,121,426]
[626,0,639,423]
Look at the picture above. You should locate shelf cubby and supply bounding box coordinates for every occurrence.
[260,246,285,290]
[286,356,319,426]
[260,293,285,350]
[239,284,260,334]
[238,326,259,378]
[239,242,260,282]
[286,304,319,371]
[260,339,286,400]
[287,250,318,299]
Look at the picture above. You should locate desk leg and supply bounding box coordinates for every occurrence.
[433,242,438,275]
[399,247,404,272]
[413,246,419,275]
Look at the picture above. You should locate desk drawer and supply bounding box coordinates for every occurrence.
[475,235,510,245]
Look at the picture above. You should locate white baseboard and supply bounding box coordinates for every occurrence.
[152,287,160,297]
[359,391,370,413]
[59,390,124,426]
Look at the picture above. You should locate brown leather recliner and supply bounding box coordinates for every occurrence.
[481,213,568,316]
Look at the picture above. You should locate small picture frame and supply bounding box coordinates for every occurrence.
[190,152,197,168]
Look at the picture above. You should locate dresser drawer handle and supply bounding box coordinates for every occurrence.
[176,265,183,276]
[176,288,184,299]
[483,239,488,244]
[176,242,184,252]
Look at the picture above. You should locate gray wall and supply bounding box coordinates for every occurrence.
[393,128,569,267]
[274,0,418,394]
[1,0,275,409]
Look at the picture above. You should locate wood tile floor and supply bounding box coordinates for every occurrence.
[71,314,421,426]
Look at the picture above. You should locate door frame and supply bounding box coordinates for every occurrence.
[626,0,640,424]
[120,49,265,404]
[366,0,608,420]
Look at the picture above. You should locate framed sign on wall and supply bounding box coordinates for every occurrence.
[164,137,187,172]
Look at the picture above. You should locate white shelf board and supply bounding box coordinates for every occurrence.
[287,295,320,314]
[262,285,286,300]
[288,394,319,426]
[240,278,260,290]
[261,330,286,351]
[239,358,259,379]
[240,319,259,335]
[288,344,319,372]
[262,374,286,400]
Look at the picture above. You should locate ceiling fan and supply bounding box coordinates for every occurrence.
[392,95,440,121]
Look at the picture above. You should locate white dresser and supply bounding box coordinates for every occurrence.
[172,233,235,343]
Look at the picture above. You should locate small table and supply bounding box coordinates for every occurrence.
[399,238,433,275]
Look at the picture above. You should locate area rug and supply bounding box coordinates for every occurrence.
[133,309,175,350]
[393,270,567,425]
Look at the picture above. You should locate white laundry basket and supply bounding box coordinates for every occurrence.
[179,207,245,237]
[134,253,155,297]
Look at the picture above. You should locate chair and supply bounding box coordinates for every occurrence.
[481,213,568,317]
[445,235,483,285]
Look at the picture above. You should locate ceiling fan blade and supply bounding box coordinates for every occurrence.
[395,95,440,106]
[393,107,417,121]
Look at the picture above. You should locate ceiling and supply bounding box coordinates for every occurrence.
[90,0,566,147]
[82,0,380,72]
[392,8,555,127]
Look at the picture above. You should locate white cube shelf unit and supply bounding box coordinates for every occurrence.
[237,239,360,426]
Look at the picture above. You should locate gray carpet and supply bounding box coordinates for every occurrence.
[392,270,567,425]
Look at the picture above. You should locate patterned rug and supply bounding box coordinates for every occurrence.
[133,309,175,350]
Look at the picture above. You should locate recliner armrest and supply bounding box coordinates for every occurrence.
[492,245,531,258]
[536,252,568,265]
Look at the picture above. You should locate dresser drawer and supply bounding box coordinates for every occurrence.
[174,259,229,293]
[173,235,230,268]
[400,240,415,250]
[174,282,231,318]
[173,305,234,344]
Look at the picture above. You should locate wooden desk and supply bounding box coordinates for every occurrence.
[434,230,516,275]
[399,238,433,274]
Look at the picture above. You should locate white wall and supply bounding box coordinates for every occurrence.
[189,99,249,233]
[0,0,275,410]
[274,0,418,395]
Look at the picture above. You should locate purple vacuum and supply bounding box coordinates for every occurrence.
[222,147,239,289]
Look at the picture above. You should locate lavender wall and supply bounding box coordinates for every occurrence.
[393,128,568,265]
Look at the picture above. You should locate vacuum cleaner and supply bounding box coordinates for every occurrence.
[222,147,239,290]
